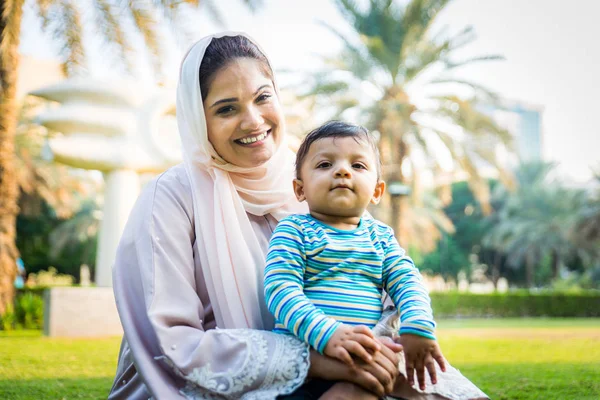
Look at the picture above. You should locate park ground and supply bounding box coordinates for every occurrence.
[1,318,599,400]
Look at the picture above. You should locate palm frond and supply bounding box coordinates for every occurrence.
[93,0,134,74]
[402,0,451,42]
[427,77,501,102]
[444,54,504,70]
[239,0,263,13]
[335,0,406,78]
[434,95,513,145]
[45,0,85,76]
[317,20,377,80]
[127,1,163,77]
[35,0,52,28]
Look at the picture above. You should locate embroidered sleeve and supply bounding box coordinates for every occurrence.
[381,228,436,340]
[264,217,341,353]
[137,174,310,399]
[169,330,310,400]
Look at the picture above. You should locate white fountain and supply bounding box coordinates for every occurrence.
[31,79,180,336]
[32,78,180,287]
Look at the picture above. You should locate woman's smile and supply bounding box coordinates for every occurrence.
[235,129,271,146]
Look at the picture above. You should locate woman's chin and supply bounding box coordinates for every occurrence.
[234,147,275,168]
[236,139,279,168]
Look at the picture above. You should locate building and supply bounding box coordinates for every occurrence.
[485,100,544,164]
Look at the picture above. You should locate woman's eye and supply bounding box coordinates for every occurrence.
[216,105,235,115]
[257,93,272,102]
[316,162,331,169]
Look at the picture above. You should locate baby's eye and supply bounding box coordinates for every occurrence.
[216,105,235,115]
[316,161,332,169]
[352,163,367,170]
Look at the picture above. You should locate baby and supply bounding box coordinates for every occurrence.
[264,121,446,392]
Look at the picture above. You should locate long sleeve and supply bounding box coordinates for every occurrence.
[381,228,436,340]
[110,165,309,400]
[264,217,341,354]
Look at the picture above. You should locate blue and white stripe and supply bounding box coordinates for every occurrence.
[264,214,436,353]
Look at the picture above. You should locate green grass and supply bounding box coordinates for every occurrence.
[0,331,120,400]
[1,319,599,399]
[437,317,600,329]
[437,319,600,400]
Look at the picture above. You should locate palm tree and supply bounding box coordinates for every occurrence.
[0,0,262,314]
[571,168,600,259]
[304,0,513,244]
[483,162,588,287]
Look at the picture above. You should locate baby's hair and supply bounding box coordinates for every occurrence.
[295,120,382,180]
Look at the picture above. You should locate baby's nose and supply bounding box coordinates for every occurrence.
[335,165,352,177]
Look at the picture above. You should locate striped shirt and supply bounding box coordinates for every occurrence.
[264,213,436,354]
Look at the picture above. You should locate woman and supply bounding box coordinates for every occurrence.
[108,32,488,400]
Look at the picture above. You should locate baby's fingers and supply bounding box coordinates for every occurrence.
[350,331,381,354]
[425,356,437,385]
[406,362,415,387]
[433,350,447,372]
[352,324,375,339]
[415,361,426,391]
[343,340,373,364]
[333,347,355,366]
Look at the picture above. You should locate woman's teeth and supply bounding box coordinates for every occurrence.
[239,131,268,144]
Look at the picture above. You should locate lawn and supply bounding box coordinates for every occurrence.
[1,318,599,399]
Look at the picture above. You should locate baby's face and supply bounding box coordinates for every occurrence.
[295,136,383,218]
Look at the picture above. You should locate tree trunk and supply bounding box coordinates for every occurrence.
[0,0,24,315]
[492,252,501,289]
[525,252,535,289]
[551,249,560,280]
[388,138,407,244]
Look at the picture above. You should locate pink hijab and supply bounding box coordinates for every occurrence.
[176,32,307,331]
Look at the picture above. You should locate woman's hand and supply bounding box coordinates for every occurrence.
[324,324,381,366]
[309,336,404,397]
[351,336,403,393]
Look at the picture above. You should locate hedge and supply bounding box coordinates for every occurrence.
[430,291,600,318]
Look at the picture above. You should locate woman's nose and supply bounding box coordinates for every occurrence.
[240,106,264,131]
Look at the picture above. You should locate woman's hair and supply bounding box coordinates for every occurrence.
[295,120,382,180]
[199,35,274,101]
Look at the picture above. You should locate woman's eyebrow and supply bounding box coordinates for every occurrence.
[210,97,237,108]
[209,85,271,109]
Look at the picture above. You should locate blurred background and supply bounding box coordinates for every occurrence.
[1,1,599,399]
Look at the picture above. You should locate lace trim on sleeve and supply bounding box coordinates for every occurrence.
[176,329,310,400]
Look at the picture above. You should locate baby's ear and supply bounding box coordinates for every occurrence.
[293,179,306,202]
[370,180,386,205]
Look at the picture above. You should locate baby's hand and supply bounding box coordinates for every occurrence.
[324,324,381,366]
[399,334,446,390]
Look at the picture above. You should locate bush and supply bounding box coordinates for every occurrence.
[15,292,44,329]
[0,304,17,331]
[0,290,45,331]
[431,291,600,318]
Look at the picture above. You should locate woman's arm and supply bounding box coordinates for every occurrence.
[112,167,310,399]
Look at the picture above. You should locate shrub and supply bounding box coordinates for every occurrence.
[431,291,600,318]
[15,292,44,330]
[0,304,17,331]
[0,291,45,331]
[26,267,74,287]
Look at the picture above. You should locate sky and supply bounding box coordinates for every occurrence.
[19,0,600,183]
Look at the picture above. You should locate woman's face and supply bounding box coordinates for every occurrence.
[203,58,284,168]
